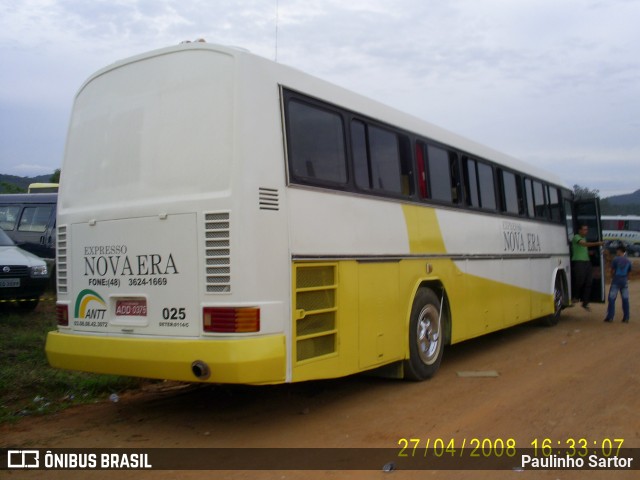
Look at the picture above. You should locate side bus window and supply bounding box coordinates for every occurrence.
[426,144,459,204]
[500,170,520,215]
[286,98,348,185]
[524,178,535,218]
[464,157,480,208]
[463,157,496,210]
[533,180,548,219]
[351,120,409,195]
[548,186,562,223]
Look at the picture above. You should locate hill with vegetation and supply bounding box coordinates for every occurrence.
[0,173,57,193]
[601,189,640,215]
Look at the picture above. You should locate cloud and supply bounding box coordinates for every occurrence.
[0,0,638,195]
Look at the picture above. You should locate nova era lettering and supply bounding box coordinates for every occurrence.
[503,228,542,253]
[503,230,525,252]
[527,233,541,252]
[84,254,179,276]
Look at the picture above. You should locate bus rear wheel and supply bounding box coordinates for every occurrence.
[542,278,563,327]
[404,288,444,381]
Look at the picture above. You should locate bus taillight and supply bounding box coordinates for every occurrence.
[203,307,260,333]
[56,304,69,326]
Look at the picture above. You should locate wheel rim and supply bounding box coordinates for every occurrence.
[416,304,440,365]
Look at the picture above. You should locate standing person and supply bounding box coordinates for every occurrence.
[604,245,632,323]
[571,225,604,311]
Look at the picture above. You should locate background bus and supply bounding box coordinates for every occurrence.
[28,183,59,193]
[602,215,640,245]
[46,42,598,385]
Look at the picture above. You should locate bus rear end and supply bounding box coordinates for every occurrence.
[46,44,288,385]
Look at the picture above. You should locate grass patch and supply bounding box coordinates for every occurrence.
[0,298,146,424]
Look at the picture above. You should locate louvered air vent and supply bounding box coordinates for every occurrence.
[259,187,279,211]
[204,212,231,293]
[57,225,68,294]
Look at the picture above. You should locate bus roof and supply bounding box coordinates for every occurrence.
[0,193,58,203]
[602,215,640,220]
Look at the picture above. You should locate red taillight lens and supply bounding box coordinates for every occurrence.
[203,307,260,333]
[56,304,69,326]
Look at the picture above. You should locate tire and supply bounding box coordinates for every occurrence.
[404,288,444,381]
[542,278,563,327]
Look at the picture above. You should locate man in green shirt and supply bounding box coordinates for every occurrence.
[571,225,604,311]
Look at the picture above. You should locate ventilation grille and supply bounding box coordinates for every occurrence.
[259,187,279,211]
[204,212,231,293]
[57,225,68,294]
[0,266,28,277]
[294,264,338,362]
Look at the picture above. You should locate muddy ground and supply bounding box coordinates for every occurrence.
[2,269,640,480]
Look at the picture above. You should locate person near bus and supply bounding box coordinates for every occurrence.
[571,225,604,311]
[604,244,632,323]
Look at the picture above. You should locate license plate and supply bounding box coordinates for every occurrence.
[115,299,147,317]
[0,278,20,288]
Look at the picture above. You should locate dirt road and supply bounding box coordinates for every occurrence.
[2,278,640,480]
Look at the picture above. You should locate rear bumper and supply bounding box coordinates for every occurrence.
[45,331,286,385]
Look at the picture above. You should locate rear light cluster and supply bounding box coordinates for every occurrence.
[203,307,260,333]
[56,304,69,326]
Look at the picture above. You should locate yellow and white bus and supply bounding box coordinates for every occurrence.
[46,42,596,385]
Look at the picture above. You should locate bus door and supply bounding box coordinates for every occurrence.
[572,198,605,303]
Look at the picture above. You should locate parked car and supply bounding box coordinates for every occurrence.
[0,228,50,310]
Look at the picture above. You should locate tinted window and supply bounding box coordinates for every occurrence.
[427,145,453,203]
[369,126,402,193]
[464,158,480,208]
[351,121,369,189]
[501,171,519,214]
[477,162,496,210]
[525,179,535,217]
[287,100,347,184]
[464,158,495,210]
[351,121,403,194]
[533,181,547,219]
[548,187,561,222]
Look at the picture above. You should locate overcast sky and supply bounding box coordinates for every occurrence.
[1,0,638,197]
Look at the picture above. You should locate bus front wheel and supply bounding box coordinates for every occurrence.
[404,288,444,381]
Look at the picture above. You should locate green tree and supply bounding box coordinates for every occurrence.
[50,169,61,183]
[0,181,26,193]
[573,184,599,199]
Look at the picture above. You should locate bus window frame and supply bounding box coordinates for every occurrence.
[282,88,570,225]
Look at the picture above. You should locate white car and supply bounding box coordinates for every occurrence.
[0,227,50,310]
